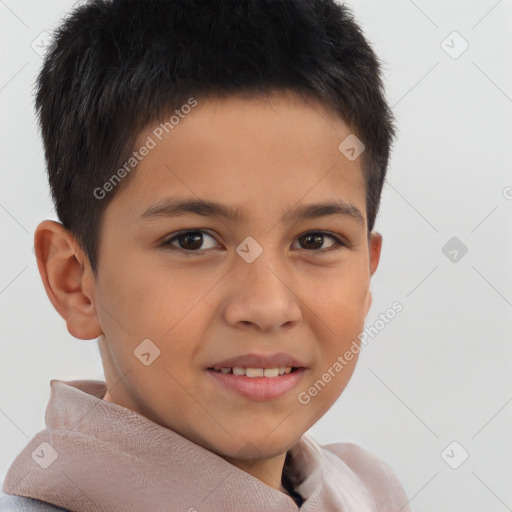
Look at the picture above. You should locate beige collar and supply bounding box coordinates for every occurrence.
[3,379,381,511]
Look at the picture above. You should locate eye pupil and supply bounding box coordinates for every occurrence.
[302,233,323,249]
[179,232,203,250]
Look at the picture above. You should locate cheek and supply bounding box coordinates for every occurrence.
[308,272,370,390]
[99,259,194,331]
[313,273,369,331]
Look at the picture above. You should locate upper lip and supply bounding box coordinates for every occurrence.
[208,352,307,370]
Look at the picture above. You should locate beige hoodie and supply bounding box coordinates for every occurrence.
[2,379,411,511]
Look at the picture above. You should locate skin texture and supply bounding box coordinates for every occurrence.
[34,90,382,502]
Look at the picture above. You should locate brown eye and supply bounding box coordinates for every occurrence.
[300,233,324,250]
[162,230,219,252]
[295,231,344,252]
[176,232,203,250]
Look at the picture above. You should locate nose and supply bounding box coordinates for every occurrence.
[222,250,303,333]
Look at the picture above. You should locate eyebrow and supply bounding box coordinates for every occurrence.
[138,197,364,225]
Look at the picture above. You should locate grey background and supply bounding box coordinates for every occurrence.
[1,1,511,510]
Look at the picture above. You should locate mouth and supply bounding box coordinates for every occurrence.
[205,366,307,401]
[206,366,301,377]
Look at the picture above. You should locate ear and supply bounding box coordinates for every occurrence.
[33,220,102,340]
[364,231,383,316]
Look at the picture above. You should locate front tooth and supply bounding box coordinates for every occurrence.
[245,367,264,377]
[229,367,288,377]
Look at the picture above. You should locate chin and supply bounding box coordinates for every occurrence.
[211,432,301,461]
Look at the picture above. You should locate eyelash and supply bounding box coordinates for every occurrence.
[160,229,347,255]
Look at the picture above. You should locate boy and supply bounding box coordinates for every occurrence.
[1,0,411,510]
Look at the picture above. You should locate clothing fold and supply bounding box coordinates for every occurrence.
[3,379,411,512]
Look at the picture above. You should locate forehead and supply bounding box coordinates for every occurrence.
[106,90,366,224]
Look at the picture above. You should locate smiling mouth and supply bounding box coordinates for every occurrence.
[206,366,307,401]
[207,366,301,377]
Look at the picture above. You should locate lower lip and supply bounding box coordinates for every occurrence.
[206,368,307,401]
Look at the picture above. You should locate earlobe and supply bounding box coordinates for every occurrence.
[33,220,102,340]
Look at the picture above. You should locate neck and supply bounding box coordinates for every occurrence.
[223,451,289,494]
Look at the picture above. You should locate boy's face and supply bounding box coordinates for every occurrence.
[56,91,381,465]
